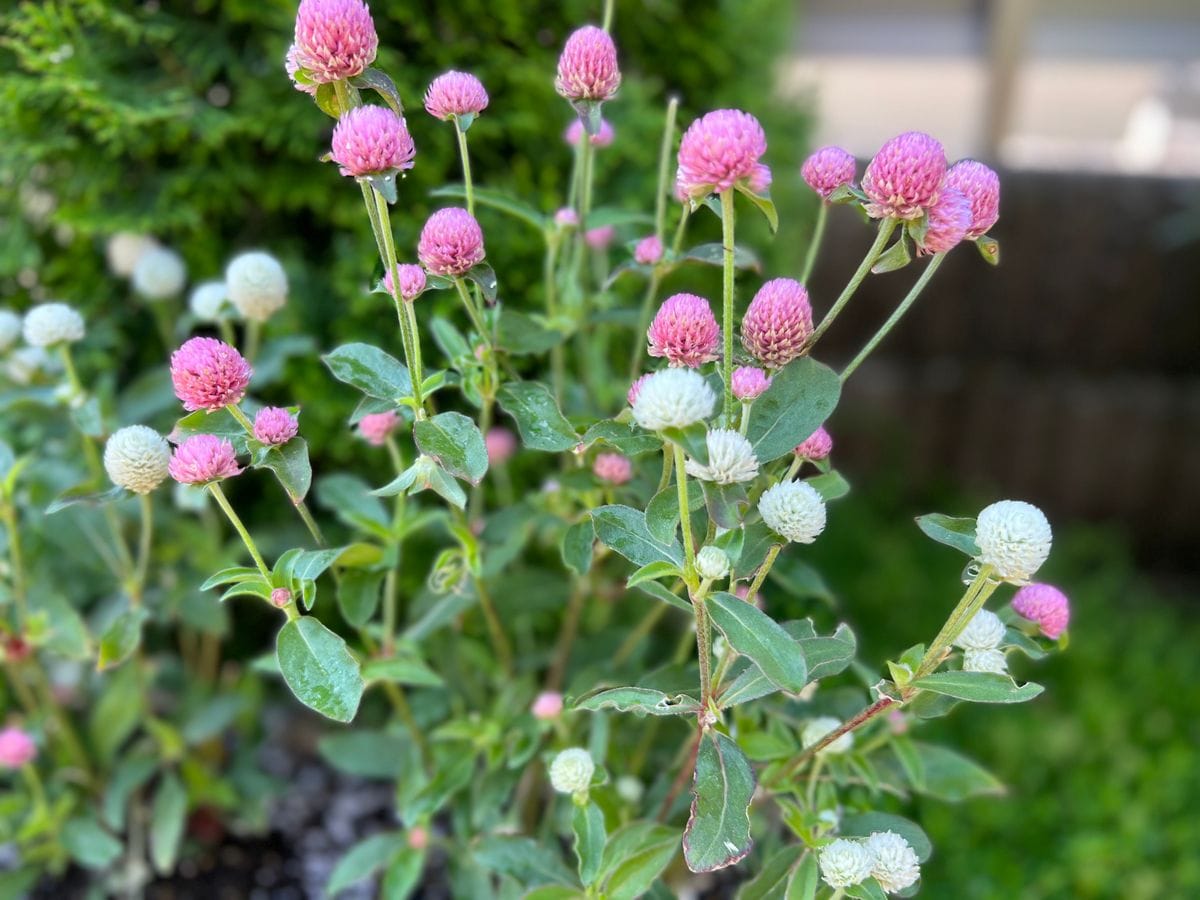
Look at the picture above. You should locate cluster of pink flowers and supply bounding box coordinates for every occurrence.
[384,263,427,302]
[485,427,518,465]
[646,293,721,368]
[555,26,621,102]
[555,208,580,228]
[564,118,615,148]
[633,235,663,266]
[358,411,399,446]
[740,278,813,369]
[593,452,632,485]
[424,71,489,122]
[676,109,770,200]
[1012,583,1070,639]
[801,146,857,201]
[585,225,616,250]
[170,337,253,412]
[732,366,772,401]
[794,425,833,461]
[253,407,299,446]
[292,0,378,84]
[0,727,36,769]
[330,105,416,179]
[169,434,243,485]
[418,208,486,277]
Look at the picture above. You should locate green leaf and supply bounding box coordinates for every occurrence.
[323,343,413,402]
[562,519,595,576]
[746,359,841,463]
[362,655,444,688]
[786,853,819,900]
[199,566,263,591]
[707,593,807,693]
[592,505,683,568]
[149,772,188,874]
[97,607,148,671]
[736,844,804,900]
[912,671,1043,704]
[645,484,702,545]
[681,242,761,272]
[102,757,156,830]
[276,617,364,723]
[846,880,889,900]
[871,236,911,273]
[327,832,407,896]
[337,569,385,628]
[976,235,1000,265]
[318,730,409,779]
[734,184,779,233]
[465,263,498,303]
[909,742,1005,801]
[498,309,567,355]
[351,67,404,115]
[414,412,488,484]
[626,560,683,588]
[380,846,426,898]
[914,513,980,556]
[253,437,313,502]
[839,812,932,862]
[497,381,578,452]
[632,580,692,612]
[581,420,661,456]
[600,822,680,900]
[805,470,850,502]
[574,687,700,717]
[45,484,125,515]
[316,474,391,538]
[573,801,607,887]
[683,730,755,872]
[430,185,548,232]
[472,835,575,888]
[62,816,122,870]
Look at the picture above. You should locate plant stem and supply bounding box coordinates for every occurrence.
[474,573,513,677]
[672,443,695,572]
[207,483,270,579]
[654,98,678,241]
[29,664,94,781]
[781,696,897,781]
[719,188,737,426]
[455,121,475,216]
[2,505,28,627]
[745,544,781,600]
[454,277,492,351]
[244,320,261,362]
[807,217,898,349]
[602,0,615,31]
[546,577,587,691]
[840,253,946,382]
[801,203,828,283]
[914,564,998,679]
[374,190,427,414]
[132,494,153,606]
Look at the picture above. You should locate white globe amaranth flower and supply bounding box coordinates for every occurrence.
[23,302,85,347]
[866,831,921,894]
[103,425,170,494]
[106,232,159,277]
[818,838,875,888]
[963,647,1008,675]
[801,716,853,754]
[615,775,644,804]
[226,250,288,322]
[684,428,759,484]
[954,609,1005,651]
[695,545,730,581]
[548,747,595,795]
[5,347,53,384]
[631,368,715,431]
[758,480,826,544]
[0,309,22,352]
[189,280,229,322]
[132,246,187,300]
[975,499,1052,583]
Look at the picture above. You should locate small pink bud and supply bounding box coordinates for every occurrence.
[801,146,857,201]
[564,118,615,148]
[423,71,489,121]
[627,373,651,407]
[633,235,663,266]
[861,131,947,220]
[593,452,632,485]
[3,636,31,663]
[914,187,972,256]
[1012,583,1070,639]
[418,208,486,277]
[485,427,517,465]
[555,208,580,228]
[740,278,813,369]
[734,583,764,609]
[732,366,772,401]
[358,411,399,446]
[408,826,429,851]
[330,105,416,178]
[170,337,253,412]
[384,263,427,301]
[292,0,378,84]
[585,225,615,250]
[944,159,1000,239]
[531,691,564,720]
[887,709,909,735]
[676,109,768,200]
[647,293,721,368]
[168,435,242,485]
[253,407,299,446]
[793,425,832,461]
[270,588,293,608]
[0,727,36,769]
[555,25,621,102]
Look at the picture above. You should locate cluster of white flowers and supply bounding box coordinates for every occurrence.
[818,831,922,894]
[548,747,595,795]
[103,426,170,494]
[975,499,1052,583]
[23,302,85,348]
[106,232,160,277]
[226,251,289,322]
[801,715,853,754]
[954,609,1009,674]
[758,480,827,544]
[685,428,759,484]
[631,369,715,431]
[189,280,229,323]
[133,246,187,300]
[0,310,22,353]
[695,545,730,581]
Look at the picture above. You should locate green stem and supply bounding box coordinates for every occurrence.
[131,494,153,606]
[694,586,714,708]
[653,98,679,241]
[454,277,491,350]
[744,544,781,602]
[226,403,254,434]
[217,319,236,346]
[243,320,261,363]
[602,0,615,31]
[801,203,828,283]
[455,121,475,216]
[546,577,587,691]
[375,190,427,414]
[2,506,28,627]
[719,189,737,426]
[807,217,899,348]
[915,564,998,679]
[840,253,946,382]
[29,665,94,781]
[474,573,513,677]
[656,445,674,494]
[672,443,695,573]
[207,482,270,579]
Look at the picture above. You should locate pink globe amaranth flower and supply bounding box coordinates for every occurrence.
[418,208,485,277]
[170,337,253,412]
[647,293,721,368]
[408,827,429,851]
[293,0,378,83]
[384,263,427,301]
[740,278,813,368]
[1012,583,1070,639]
[747,163,773,195]
[732,366,772,401]
[801,145,857,201]
[676,109,768,200]
[627,373,651,407]
[564,117,615,148]
[485,427,517,465]
[531,691,565,720]
[0,727,36,768]
[285,45,317,96]
[593,452,632,485]
[424,71,489,121]
[861,131,947,220]
[555,25,621,102]
[734,584,764,609]
[270,587,293,608]
[634,235,663,266]
[330,105,415,178]
[555,207,580,228]
[585,225,616,249]
[168,435,242,485]
[944,159,1000,239]
[915,187,972,256]
[794,425,833,460]
[358,411,399,446]
[253,407,299,446]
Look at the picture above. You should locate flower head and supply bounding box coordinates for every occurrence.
[732,366,772,401]
[963,647,1008,674]
[633,235,663,266]
[270,587,293,608]
[585,225,616,250]
[132,247,187,301]
[170,337,252,412]
[189,281,228,322]
[819,839,875,889]
[104,425,170,494]
[630,369,716,431]
[554,207,580,228]
[564,117,614,148]
[330,105,416,178]
[794,425,833,461]
[531,691,564,720]
[23,302,84,348]
[626,373,651,408]
[0,309,22,352]
[358,410,399,446]
[168,435,242,485]
[384,263,427,301]
[424,71,489,121]
[954,609,1005,651]
[975,500,1052,583]
[548,747,595,795]
[802,716,853,754]
[253,407,299,445]
[866,831,921,894]
[555,26,620,102]
[226,251,288,323]
[1012,583,1070,639]
[106,232,159,277]
[759,480,826,543]
[285,44,317,96]
[676,109,768,200]
[485,427,517,465]
[293,0,378,84]
[747,163,773,195]
[802,146,857,200]
[647,293,721,367]
[685,428,759,484]
[5,347,53,385]
[593,452,632,485]
[0,727,36,769]
[741,278,813,368]
[944,159,1000,239]
[862,131,947,220]
[696,545,730,581]
[418,208,485,276]
[915,187,972,256]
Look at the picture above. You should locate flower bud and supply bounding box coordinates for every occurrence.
[384,263,427,302]
[685,429,759,485]
[962,647,1008,674]
[424,71,489,122]
[106,232,158,277]
[954,609,1005,651]
[168,435,242,485]
[862,131,947,220]
[801,716,852,754]
[548,747,595,795]
[1011,583,1070,639]
[695,546,730,581]
[189,281,228,323]
[731,366,771,401]
[802,146,857,201]
[531,691,564,720]
[564,118,615,148]
[741,278,813,369]
[253,407,299,446]
[794,425,833,461]
[818,838,874,889]
[270,587,293,608]
[418,208,486,277]
[593,452,632,485]
[485,427,517,465]
[358,411,399,446]
[676,109,768,200]
[0,727,37,769]
[555,26,621,102]
[633,235,663,266]
[0,309,22,352]
[914,187,972,256]
[944,159,1000,239]
[293,0,378,84]
[647,293,720,368]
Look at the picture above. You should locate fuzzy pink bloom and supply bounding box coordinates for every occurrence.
[794,425,833,460]
[647,293,721,368]
[1012,583,1070,639]
[358,411,399,446]
[292,0,378,84]
[734,584,764,609]
[732,366,772,401]
[555,25,621,102]
[0,727,36,769]
[330,105,415,178]
[801,146,857,200]
[531,691,564,720]
[675,109,768,200]
[861,131,947,220]
[384,263,427,301]
[418,208,485,276]
[627,373,650,407]
[424,71,489,121]
[555,207,579,228]
[585,225,616,249]
[170,337,253,412]
[285,45,317,96]
[915,187,972,256]
[634,235,663,266]
[593,452,632,485]
[747,163,773,195]
[564,118,615,148]
[253,407,299,445]
[741,278,813,368]
[408,827,429,851]
[270,588,293,608]
[944,159,1000,239]
[168,435,242,485]
[486,427,517,465]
